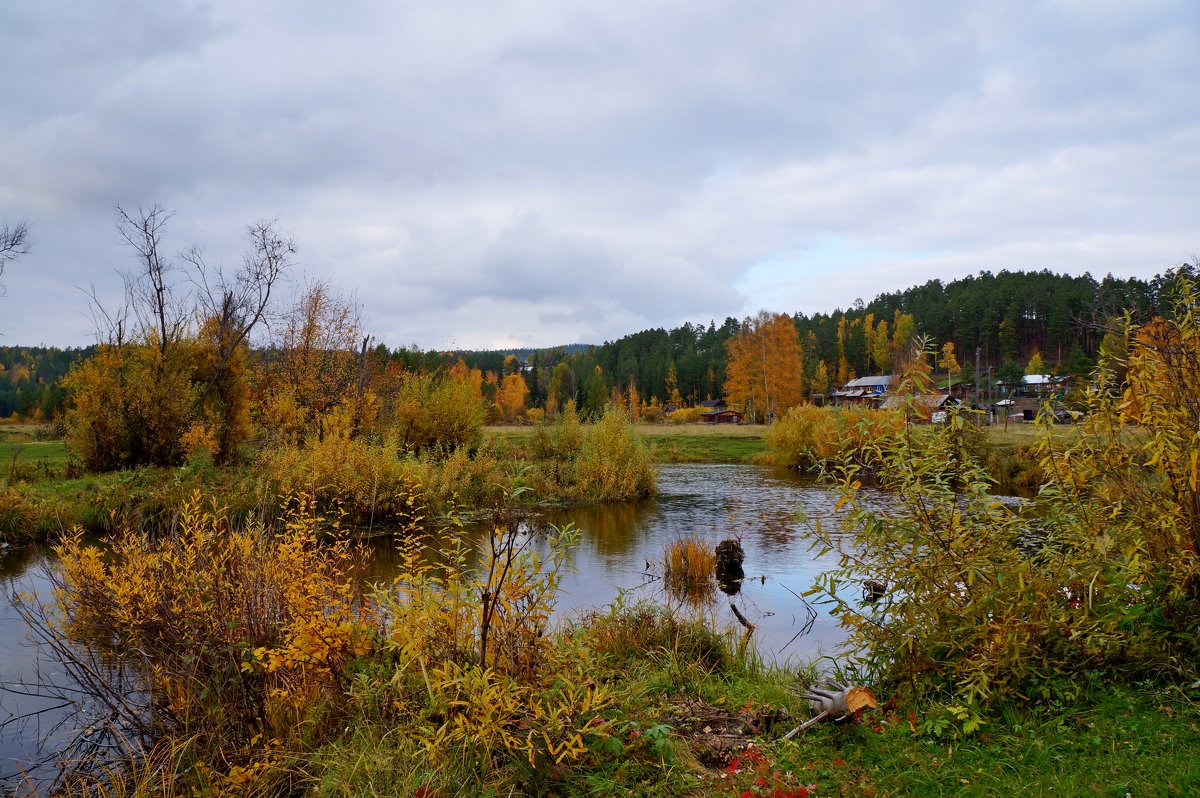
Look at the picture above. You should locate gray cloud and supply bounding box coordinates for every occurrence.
[1,1,1198,348]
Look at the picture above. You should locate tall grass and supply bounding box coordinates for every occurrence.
[663,535,717,604]
[574,406,656,501]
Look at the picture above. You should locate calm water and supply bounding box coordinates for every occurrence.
[372,464,889,663]
[0,463,882,785]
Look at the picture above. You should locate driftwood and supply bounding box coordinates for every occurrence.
[782,682,878,739]
[730,602,755,631]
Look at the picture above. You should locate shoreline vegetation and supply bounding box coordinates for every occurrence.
[5,411,1193,795]
[1,417,1056,547]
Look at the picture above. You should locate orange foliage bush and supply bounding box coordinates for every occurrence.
[54,492,375,751]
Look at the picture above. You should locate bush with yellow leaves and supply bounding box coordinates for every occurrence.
[375,515,616,778]
[53,492,375,768]
[767,402,905,470]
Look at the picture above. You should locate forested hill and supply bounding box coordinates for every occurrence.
[452,267,1188,411]
[0,345,94,419]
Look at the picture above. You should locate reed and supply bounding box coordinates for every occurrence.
[663,535,716,603]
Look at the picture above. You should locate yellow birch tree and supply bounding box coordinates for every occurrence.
[724,311,805,422]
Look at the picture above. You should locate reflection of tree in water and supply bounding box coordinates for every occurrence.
[0,545,45,580]
[2,568,153,793]
[543,500,655,560]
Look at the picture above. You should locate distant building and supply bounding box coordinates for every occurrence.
[832,375,894,404]
[880,393,959,422]
[700,408,743,424]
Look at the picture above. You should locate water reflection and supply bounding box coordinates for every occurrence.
[364,464,887,666]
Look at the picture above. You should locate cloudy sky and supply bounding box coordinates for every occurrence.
[2,1,1198,350]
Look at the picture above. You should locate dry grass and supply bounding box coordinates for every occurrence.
[663,535,717,604]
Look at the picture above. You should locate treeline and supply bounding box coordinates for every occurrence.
[451,267,1191,410]
[0,345,92,419]
[5,266,1194,424]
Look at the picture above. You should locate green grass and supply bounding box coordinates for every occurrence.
[486,422,769,464]
[0,438,69,471]
[756,684,1200,797]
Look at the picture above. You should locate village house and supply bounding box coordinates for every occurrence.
[832,375,894,406]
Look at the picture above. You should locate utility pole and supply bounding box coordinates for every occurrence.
[974,347,981,414]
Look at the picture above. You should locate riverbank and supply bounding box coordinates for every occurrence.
[1,419,1069,545]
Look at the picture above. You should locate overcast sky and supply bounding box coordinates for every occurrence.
[2,1,1198,350]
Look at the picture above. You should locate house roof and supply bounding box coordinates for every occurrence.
[844,375,893,389]
[880,394,954,411]
[1022,374,1062,386]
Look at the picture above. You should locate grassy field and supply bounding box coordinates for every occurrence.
[0,423,69,479]
[487,422,770,463]
[740,682,1200,797]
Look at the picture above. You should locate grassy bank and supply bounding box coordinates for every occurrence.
[45,560,1200,798]
[0,423,69,481]
[1,412,657,545]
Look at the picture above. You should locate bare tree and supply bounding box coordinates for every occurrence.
[0,220,30,295]
[115,204,189,354]
[184,219,295,404]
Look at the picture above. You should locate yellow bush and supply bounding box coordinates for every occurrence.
[667,406,704,424]
[377,522,614,774]
[767,403,904,469]
[255,435,428,529]
[574,407,655,501]
[54,492,375,752]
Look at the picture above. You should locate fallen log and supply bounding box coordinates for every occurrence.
[781,682,878,739]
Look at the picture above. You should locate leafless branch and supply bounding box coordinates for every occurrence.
[115,204,189,354]
[183,220,294,407]
[0,220,30,295]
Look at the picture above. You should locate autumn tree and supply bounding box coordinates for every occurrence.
[872,318,892,374]
[67,206,289,469]
[891,311,918,371]
[185,220,293,463]
[546,361,576,415]
[836,316,852,385]
[810,360,830,398]
[582,365,608,417]
[664,361,684,408]
[495,372,529,422]
[390,371,484,451]
[939,341,960,390]
[257,280,367,445]
[724,311,805,423]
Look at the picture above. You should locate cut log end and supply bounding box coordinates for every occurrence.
[844,686,878,714]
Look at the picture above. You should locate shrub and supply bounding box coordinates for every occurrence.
[667,406,704,424]
[574,407,655,501]
[375,520,616,779]
[255,435,428,530]
[64,343,198,471]
[51,493,374,769]
[812,359,1200,714]
[766,403,904,469]
[389,372,484,452]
